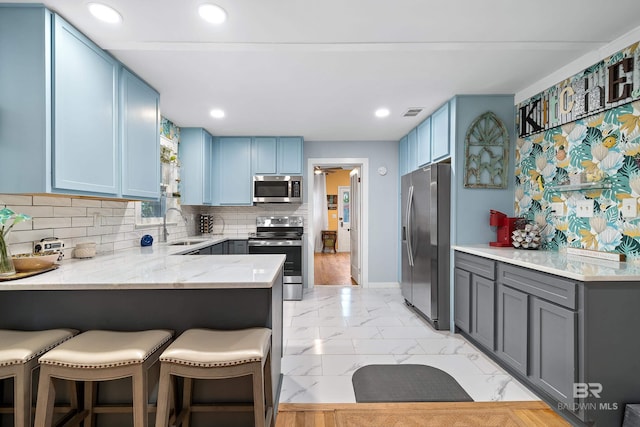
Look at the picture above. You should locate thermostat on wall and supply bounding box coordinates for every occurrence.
[377,166,387,176]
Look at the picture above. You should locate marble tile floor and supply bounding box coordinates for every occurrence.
[279,285,539,404]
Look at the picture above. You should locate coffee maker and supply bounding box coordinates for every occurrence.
[489,210,517,247]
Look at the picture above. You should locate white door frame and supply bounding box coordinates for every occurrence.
[336,185,350,252]
[307,158,369,288]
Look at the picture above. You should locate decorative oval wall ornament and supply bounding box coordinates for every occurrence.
[464,111,509,189]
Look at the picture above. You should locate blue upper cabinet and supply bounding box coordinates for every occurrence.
[252,136,303,175]
[0,6,51,194]
[179,128,214,205]
[277,137,303,175]
[218,137,253,205]
[0,6,160,200]
[416,117,431,167]
[52,14,119,195]
[120,68,160,199]
[407,128,418,172]
[252,137,278,174]
[431,102,451,162]
[399,136,408,176]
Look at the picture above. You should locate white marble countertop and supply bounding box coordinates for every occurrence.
[453,245,640,282]
[0,235,285,291]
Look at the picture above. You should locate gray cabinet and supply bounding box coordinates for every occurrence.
[453,268,471,333]
[454,252,495,349]
[209,243,224,255]
[496,284,529,375]
[226,240,248,254]
[531,297,576,407]
[471,275,495,350]
[455,250,640,426]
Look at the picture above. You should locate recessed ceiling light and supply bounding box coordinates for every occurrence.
[87,3,122,24]
[375,108,390,118]
[210,109,225,119]
[198,4,227,24]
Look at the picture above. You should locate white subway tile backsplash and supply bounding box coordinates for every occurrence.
[6,229,54,244]
[71,198,102,207]
[87,225,115,237]
[87,208,113,217]
[33,217,72,230]
[72,217,94,227]
[33,196,72,206]
[102,200,129,208]
[53,228,88,239]
[7,206,54,218]
[54,207,87,217]
[0,195,33,206]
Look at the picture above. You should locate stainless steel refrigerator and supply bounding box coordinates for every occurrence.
[401,163,451,330]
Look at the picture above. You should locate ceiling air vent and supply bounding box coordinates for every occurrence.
[403,108,423,117]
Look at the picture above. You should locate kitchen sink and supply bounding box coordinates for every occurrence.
[169,240,208,246]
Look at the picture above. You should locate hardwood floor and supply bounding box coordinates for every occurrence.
[275,402,570,426]
[314,252,356,286]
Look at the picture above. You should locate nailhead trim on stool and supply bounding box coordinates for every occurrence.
[34,329,173,427]
[0,329,77,427]
[155,328,274,427]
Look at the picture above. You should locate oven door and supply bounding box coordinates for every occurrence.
[248,240,302,283]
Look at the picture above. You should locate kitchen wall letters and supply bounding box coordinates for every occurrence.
[518,42,640,137]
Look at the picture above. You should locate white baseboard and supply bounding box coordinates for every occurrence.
[366,282,400,289]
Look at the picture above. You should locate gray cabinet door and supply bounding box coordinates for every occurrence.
[497,284,529,375]
[531,297,576,407]
[471,275,495,350]
[210,243,224,255]
[454,268,471,333]
[227,240,248,254]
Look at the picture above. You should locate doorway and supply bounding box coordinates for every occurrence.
[307,158,368,289]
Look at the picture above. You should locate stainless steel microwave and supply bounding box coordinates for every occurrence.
[253,175,302,203]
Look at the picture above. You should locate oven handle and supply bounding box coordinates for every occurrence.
[248,240,303,247]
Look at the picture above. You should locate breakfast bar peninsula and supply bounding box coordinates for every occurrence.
[0,242,285,426]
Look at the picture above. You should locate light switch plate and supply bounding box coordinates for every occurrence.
[551,202,565,216]
[622,197,638,218]
[576,199,594,218]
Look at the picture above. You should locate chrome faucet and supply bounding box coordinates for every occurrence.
[162,207,187,243]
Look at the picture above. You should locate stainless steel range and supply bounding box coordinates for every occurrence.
[248,216,304,301]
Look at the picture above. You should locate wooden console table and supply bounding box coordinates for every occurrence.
[321,230,337,253]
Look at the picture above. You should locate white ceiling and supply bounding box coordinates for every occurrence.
[11,0,640,141]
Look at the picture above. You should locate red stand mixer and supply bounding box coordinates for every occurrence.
[489,210,518,247]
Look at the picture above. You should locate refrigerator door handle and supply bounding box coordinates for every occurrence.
[406,185,415,267]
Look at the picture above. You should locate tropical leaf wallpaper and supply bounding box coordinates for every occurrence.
[515,100,640,257]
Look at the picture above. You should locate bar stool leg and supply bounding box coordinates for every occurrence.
[33,367,56,427]
[155,364,171,427]
[182,377,193,426]
[252,362,265,427]
[14,364,31,427]
[264,352,274,427]
[132,367,148,427]
[84,381,97,427]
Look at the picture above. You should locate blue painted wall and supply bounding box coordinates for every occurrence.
[304,140,399,285]
[451,95,516,245]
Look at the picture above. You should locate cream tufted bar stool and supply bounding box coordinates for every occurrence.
[34,329,173,427]
[0,329,77,427]
[155,328,274,427]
